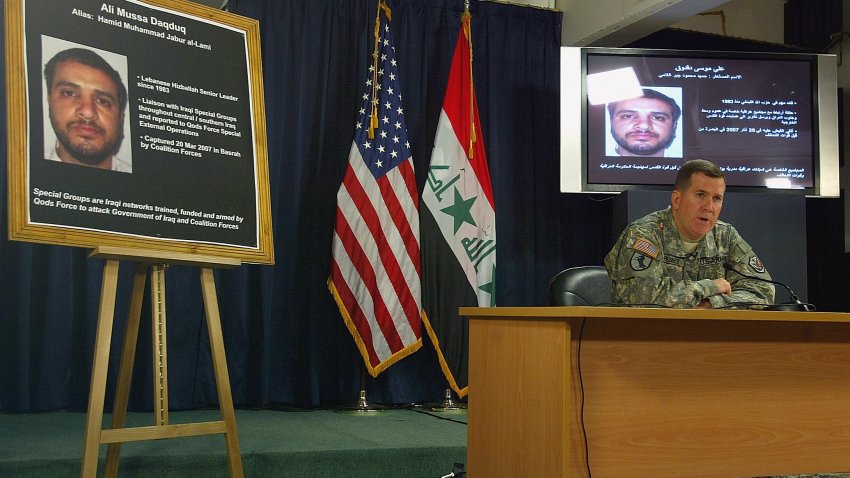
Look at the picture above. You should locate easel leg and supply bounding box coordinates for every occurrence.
[104,265,148,478]
[150,265,170,426]
[81,260,121,478]
[200,268,244,478]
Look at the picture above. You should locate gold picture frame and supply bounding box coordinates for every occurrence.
[6,0,274,264]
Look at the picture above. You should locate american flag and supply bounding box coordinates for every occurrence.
[328,8,422,376]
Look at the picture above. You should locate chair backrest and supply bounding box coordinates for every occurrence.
[548,266,612,306]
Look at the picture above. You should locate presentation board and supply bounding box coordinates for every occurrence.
[6,0,274,264]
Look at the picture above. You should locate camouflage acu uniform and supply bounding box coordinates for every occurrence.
[604,207,775,308]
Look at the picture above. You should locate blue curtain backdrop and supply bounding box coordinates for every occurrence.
[0,0,618,412]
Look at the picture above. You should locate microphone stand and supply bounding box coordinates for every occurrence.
[723,263,815,312]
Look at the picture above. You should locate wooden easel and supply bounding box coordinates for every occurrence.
[81,246,244,478]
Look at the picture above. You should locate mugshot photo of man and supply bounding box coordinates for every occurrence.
[42,44,132,173]
[606,87,682,158]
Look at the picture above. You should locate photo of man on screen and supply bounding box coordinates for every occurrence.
[607,88,682,158]
[43,47,131,173]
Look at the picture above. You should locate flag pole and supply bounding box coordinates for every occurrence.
[421,0,490,411]
[369,0,392,139]
[463,0,476,159]
[425,0,473,415]
[341,0,388,414]
[332,0,422,413]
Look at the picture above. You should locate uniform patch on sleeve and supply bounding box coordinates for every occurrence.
[630,252,653,271]
[748,255,765,274]
[632,237,659,259]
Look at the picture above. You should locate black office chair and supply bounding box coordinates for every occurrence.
[547,266,612,306]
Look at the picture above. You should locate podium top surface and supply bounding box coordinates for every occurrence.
[459,306,850,324]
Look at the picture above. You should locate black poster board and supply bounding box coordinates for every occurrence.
[6,0,273,264]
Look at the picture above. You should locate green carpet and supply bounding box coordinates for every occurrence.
[4,409,847,477]
[0,408,467,478]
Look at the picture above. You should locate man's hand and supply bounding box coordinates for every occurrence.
[697,279,732,309]
[713,278,731,295]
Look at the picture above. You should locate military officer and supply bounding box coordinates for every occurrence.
[604,159,774,309]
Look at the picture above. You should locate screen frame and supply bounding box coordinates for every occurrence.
[559,47,840,197]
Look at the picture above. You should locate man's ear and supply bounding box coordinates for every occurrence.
[671,189,681,210]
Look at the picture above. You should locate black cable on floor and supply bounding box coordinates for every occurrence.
[406,405,468,425]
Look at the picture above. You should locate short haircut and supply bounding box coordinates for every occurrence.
[44,48,127,112]
[608,88,681,124]
[674,159,725,191]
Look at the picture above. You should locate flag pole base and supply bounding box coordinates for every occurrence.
[339,389,385,414]
[428,388,467,413]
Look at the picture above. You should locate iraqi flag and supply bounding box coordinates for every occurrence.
[421,10,495,398]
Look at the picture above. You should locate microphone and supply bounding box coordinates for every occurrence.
[722,263,815,311]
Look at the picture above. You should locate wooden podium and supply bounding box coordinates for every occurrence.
[81,247,244,478]
[463,306,850,478]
